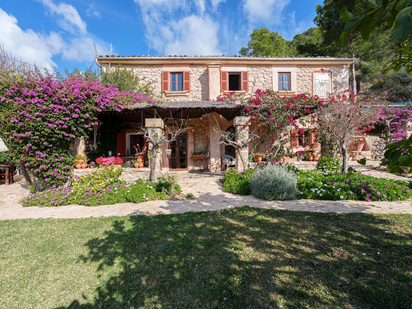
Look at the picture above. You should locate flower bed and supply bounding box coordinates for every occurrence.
[296,170,412,201]
[23,169,181,207]
[220,166,412,202]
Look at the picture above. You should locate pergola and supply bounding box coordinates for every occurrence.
[98,101,244,123]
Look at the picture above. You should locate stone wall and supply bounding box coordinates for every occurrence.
[104,63,350,101]
[297,65,349,94]
[247,65,273,94]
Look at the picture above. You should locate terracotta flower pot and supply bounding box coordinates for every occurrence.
[77,159,84,164]
[253,157,262,162]
[309,156,314,161]
[81,163,87,169]
[138,162,144,168]
[75,164,82,169]
[89,165,94,169]
[134,163,140,168]
[353,142,364,152]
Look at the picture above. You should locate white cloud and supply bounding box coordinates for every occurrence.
[0,8,57,69]
[166,15,221,55]
[38,0,87,34]
[211,0,226,10]
[0,2,108,70]
[243,0,291,25]
[86,4,101,18]
[135,0,222,55]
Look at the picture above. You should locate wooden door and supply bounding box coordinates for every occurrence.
[169,134,187,170]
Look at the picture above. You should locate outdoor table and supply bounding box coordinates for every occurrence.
[0,164,11,185]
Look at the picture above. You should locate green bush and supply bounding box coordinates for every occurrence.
[220,168,255,195]
[156,174,182,197]
[316,156,341,175]
[250,165,297,201]
[297,170,412,201]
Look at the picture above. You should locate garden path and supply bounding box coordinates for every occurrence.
[0,162,411,220]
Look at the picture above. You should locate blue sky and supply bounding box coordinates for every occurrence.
[0,0,322,72]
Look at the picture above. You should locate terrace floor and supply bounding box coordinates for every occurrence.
[0,161,411,220]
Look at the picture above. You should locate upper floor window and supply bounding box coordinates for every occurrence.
[279,72,291,91]
[162,71,191,92]
[170,72,183,91]
[228,73,241,91]
[221,71,249,92]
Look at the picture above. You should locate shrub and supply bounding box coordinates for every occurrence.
[220,168,255,195]
[316,156,341,175]
[250,164,297,201]
[156,174,182,197]
[297,170,412,201]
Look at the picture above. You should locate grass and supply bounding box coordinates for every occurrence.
[1,207,411,308]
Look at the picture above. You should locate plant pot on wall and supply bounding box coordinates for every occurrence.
[253,157,262,162]
[134,163,139,168]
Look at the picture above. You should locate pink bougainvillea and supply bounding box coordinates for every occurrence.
[0,72,152,190]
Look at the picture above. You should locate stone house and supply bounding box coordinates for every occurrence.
[95,55,354,172]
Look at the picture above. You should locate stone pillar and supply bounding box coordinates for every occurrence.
[207,63,221,100]
[234,116,251,171]
[145,118,164,180]
[208,112,222,172]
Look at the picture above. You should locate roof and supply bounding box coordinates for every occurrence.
[96,55,354,66]
[99,101,243,122]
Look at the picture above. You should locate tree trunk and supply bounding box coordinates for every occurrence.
[20,163,37,193]
[341,145,348,174]
[149,145,158,183]
[352,53,357,96]
[237,147,247,172]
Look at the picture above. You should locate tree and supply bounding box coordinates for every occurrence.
[143,121,187,182]
[239,28,290,57]
[316,91,378,174]
[340,0,412,72]
[215,128,259,172]
[316,0,401,92]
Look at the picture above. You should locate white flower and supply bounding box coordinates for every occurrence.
[300,192,303,194]
[340,195,344,199]
[319,193,323,196]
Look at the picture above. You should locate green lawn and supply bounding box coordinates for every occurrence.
[1,208,411,308]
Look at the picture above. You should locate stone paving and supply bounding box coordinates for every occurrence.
[0,162,411,220]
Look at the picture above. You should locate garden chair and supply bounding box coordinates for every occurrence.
[222,155,236,171]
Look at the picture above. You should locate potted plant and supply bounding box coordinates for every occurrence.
[114,157,123,168]
[308,153,314,161]
[166,149,172,158]
[131,159,139,168]
[252,152,263,162]
[125,161,132,168]
[89,161,95,169]
[75,154,85,164]
[191,150,207,158]
[351,138,365,152]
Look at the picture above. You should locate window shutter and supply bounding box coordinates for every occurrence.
[241,71,249,91]
[183,71,191,92]
[221,71,228,92]
[290,130,299,148]
[162,71,169,91]
[117,133,126,156]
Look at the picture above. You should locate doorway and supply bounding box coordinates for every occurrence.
[169,134,187,170]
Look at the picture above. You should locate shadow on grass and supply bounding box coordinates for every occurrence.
[56,207,412,308]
